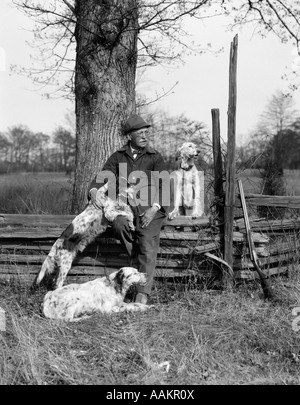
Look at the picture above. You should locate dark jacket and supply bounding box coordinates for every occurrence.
[90,142,170,215]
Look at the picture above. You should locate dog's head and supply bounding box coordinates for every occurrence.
[111,267,147,294]
[176,142,200,169]
[94,189,109,207]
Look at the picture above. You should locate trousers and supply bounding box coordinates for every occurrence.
[110,210,165,295]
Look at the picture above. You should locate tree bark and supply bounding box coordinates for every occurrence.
[72,0,138,212]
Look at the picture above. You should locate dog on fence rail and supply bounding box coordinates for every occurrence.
[31,188,135,290]
[168,142,204,220]
[42,267,152,321]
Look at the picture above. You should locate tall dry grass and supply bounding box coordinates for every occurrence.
[1,170,300,385]
[1,276,300,385]
[0,172,73,214]
[284,170,300,196]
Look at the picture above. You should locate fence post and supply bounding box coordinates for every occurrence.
[224,34,238,281]
[211,108,224,227]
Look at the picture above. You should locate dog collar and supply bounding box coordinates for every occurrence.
[181,165,194,171]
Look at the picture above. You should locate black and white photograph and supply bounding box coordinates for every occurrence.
[1,0,300,387]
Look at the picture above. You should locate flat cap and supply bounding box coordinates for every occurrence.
[123,113,151,134]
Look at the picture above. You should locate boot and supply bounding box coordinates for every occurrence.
[135,292,148,305]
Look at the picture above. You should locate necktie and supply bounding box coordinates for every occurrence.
[132,149,141,159]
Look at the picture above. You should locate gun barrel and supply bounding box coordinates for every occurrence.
[238,179,274,300]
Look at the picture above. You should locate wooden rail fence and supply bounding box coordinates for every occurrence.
[1,205,299,285]
[0,214,219,284]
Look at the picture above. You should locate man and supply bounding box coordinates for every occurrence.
[89,114,169,305]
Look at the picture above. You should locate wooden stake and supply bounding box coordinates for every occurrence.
[224,34,238,272]
[211,108,224,225]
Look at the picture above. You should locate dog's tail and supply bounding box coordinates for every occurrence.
[34,255,55,286]
[31,239,62,290]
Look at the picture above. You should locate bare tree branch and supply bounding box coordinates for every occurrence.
[62,0,76,15]
[12,0,300,98]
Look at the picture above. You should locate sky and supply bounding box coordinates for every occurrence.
[0,1,300,146]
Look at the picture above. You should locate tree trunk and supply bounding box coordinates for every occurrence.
[72,0,138,213]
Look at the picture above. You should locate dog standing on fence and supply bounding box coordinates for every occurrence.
[42,267,151,321]
[32,188,135,290]
[168,142,204,220]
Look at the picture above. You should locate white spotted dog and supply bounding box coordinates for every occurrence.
[168,142,204,220]
[42,267,152,322]
[31,188,135,291]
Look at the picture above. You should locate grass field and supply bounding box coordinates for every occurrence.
[1,276,300,385]
[0,172,73,214]
[239,168,300,196]
[1,170,300,385]
[0,169,299,215]
[283,170,300,196]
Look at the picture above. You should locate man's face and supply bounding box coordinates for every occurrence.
[129,128,149,149]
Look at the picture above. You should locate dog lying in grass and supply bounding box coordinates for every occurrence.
[32,188,135,290]
[168,142,204,220]
[42,267,151,321]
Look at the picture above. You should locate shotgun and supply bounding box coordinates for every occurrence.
[238,179,275,300]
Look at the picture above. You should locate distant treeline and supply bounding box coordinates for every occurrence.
[0,125,75,174]
[0,114,213,174]
[2,108,300,175]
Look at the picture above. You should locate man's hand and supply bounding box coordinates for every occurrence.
[139,206,159,228]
